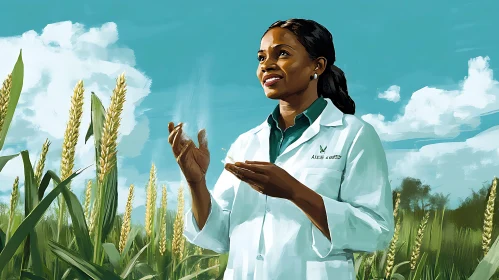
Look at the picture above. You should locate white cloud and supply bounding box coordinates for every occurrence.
[363,56,499,142]
[378,85,401,103]
[0,21,152,213]
[387,125,499,209]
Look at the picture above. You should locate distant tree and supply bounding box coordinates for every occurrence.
[396,177,432,211]
[428,192,450,211]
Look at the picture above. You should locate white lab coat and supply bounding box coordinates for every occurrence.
[184,98,394,280]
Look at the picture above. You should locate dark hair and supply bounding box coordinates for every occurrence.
[264,18,355,115]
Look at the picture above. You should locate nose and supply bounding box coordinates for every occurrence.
[260,58,277,73]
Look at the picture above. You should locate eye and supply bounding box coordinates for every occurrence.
[279,50,289,56]
[257,55,265,62]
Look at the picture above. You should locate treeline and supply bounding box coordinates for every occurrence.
[394,177,497,230]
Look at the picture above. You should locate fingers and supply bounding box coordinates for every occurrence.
[244,160,273,165]
[225,164,268,183]
[234,162,268,174]
[168,123,183,144]
[198,129,209,154]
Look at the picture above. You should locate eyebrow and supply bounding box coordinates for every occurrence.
[258,44,295,53]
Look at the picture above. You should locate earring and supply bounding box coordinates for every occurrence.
[309,73,318,80]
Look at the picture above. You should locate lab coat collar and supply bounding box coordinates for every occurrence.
[251,97,344,134]
[249,98,344,162]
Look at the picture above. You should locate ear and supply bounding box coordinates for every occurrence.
[314,57,327,76]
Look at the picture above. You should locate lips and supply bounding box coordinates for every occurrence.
[263,74,283,87]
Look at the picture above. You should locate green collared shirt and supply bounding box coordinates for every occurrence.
[267,97,327,163]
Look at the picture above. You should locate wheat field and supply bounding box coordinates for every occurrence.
[1,51,499,280]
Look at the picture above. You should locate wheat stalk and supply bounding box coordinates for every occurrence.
[482,177,498,255]
[145,163,157,237]
[91,73,127,263]
[5,176,19,243]
[34,139,51,186]
[194,246,202,274]
[410,211,430,270]
[172,183,185,261]
[0,74,12,133]
[393,191,401,219]
[119,184,134,253]
[57,79,85,242]
[385,218,401,278]
[159,184,168,256]
[84,180,93,225]
[385,192,402,278]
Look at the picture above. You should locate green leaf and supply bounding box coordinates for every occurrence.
[121,242,149,279]
[20,270,47,280]
[134,262,157,278]
[0,163,88,273]
[411,252,427,280]
[87,92,118,243]
[469,234,499,280]
[87,92,105,177]
[0,153,19,172]
[101,167,118,242]
[48,240,121,280]
[20,150,43,276]
[390,273,405,280]
[0,228,5,253]
[122,226,140,258]
[173,254,220,274]
[392,260,409,276]
[179,264,220,280]
[52,170,93,261]
[102,243,121,272]
[0,50,24,150]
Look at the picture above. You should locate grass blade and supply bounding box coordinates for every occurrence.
[179,264,220,280]
[121,242,149,279]
[20,150,42,276]
[52,170,94,261]
[0,50,24,151]
[102,243,121,272]
[87,92,118,243]
[48,240,121,280]
[20,270,47,280]
[101,167,118,242]
[0,163,88,273]
[0,153,19,172]
[0,228,5,253]
[469,233,499,280]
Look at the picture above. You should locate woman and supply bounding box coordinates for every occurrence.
[168,18,394,280]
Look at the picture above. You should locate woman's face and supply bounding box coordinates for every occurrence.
[257,27,316,100]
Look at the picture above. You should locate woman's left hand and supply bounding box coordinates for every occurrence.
[224,161,302,200]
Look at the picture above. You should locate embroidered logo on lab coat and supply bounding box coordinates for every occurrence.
[319,145,327,153]
[311,146,341,160]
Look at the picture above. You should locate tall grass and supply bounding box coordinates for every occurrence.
[1,50,499,280]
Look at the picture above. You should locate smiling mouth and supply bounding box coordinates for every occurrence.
[263,77,282,87]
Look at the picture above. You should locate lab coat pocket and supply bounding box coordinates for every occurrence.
[299,168,343,199]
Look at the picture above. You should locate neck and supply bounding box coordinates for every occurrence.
[277,92,319,130]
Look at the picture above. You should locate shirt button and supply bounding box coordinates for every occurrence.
[256,254,264,260]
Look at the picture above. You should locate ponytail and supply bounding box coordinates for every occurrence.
[318,64,356,115]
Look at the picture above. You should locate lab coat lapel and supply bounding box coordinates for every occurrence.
[255,123,271,162]
[280,119,321,158]
[279,98,343,159]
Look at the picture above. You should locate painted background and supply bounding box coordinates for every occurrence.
[0,1,498,223]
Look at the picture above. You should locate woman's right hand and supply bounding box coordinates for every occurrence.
[168,122,210,186]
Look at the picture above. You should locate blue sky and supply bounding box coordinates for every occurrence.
[0,1,498,213]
